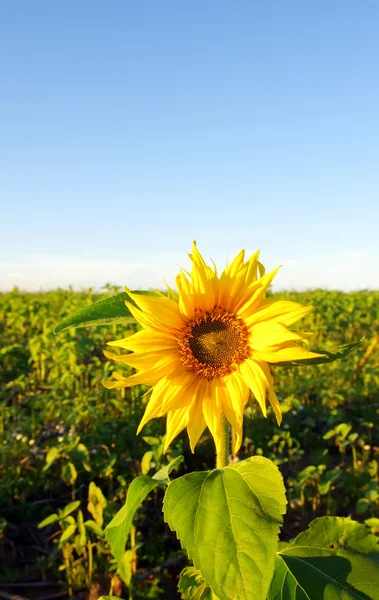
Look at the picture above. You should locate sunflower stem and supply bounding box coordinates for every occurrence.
[216,417,231,469]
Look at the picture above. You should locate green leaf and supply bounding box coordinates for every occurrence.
[43,446,60,472]
[142,436,161,446]
[75,443,91,472]
[38,513,59,528]
[53,289,157,334]
[153,455,184,484]
[77,509,87,548]
[141,450,153,475]
[118,549,133,586]
[356,498,372,514]
[275,340,361,367]
[59,500,81,519]
[105,475,160,563]
[65,461,78,485]
[87,481,107,527]
[74,533,85,555]
[164,456,287,600]
[84,519,104,536]
[269,516,379,600]
[365,518,379,535]
[337,423,353,439]
[178,567,219,599]
[59,522,77,544]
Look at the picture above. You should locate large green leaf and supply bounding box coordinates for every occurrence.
[178,566,219,599]
[164,456,287,600]
[276,341,361,367]
[269,516,379,600]
[53,289,158,334]
[105,475,159,563]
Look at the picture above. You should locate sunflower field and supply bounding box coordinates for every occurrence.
[1,285,379,599]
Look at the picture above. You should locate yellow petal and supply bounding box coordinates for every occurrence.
[136,368,196,434]
[188,242,217,311]
[164,404,192,452]
[215,380,241,436]
[190,242,216,287]
[248,321,303,351]
[103,348,180,371]
[254,345,324,363]
[223,372,250,424]
[223,249,245,278]
[126,301,170,333]
[245,299,314,327]
[218,373,250,455]
[102,369,159,389]
[240,250,261,286]
[202,379,224,455]
[126,289,185,331]
[237,267,281,317]
[232,421,243,455]
[257,260,266,277]
[217,251,259,311]
[186,387,207,453]
[161,370,197,412]
[268,388,282,425]
[176,271,198,320]
[107,330,177,352]
[137,377,171,433]
[258,361,282,425]
[238,359,268,417]
[103,353,181,390]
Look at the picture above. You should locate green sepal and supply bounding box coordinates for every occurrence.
[275,340,361,367]
[53,289,158,334]
[269,516,379,599]
[164,456,287,600]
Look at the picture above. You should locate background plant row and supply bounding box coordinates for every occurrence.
[1,287,378,598]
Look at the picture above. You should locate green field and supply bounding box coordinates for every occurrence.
[1,288,378,599]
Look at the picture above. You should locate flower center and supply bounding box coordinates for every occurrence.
[178,307,251,378]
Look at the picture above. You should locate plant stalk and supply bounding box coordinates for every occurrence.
[216,417,231,469]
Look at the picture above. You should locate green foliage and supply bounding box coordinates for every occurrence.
[164,456,287,600]
[53,289,159,333]
[53,290,135,333]
[106,456,184,563]
[1,287,379,598]
[105,475,161,563]
[178,567,218,599]
[87,481,107,526]
[152,454,184,483]
[269,516,379,599]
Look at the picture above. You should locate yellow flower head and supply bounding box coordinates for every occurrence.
[104,243,321,455]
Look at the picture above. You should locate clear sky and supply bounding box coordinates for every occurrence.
[1,1,378,292]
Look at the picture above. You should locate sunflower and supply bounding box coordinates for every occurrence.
[103,243,322,455]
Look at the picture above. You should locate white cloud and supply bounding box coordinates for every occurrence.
[0,255,179,291]
[0,250,378,292]
[272,250,379,291]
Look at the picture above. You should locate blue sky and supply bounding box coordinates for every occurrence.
[1,1,378,291]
